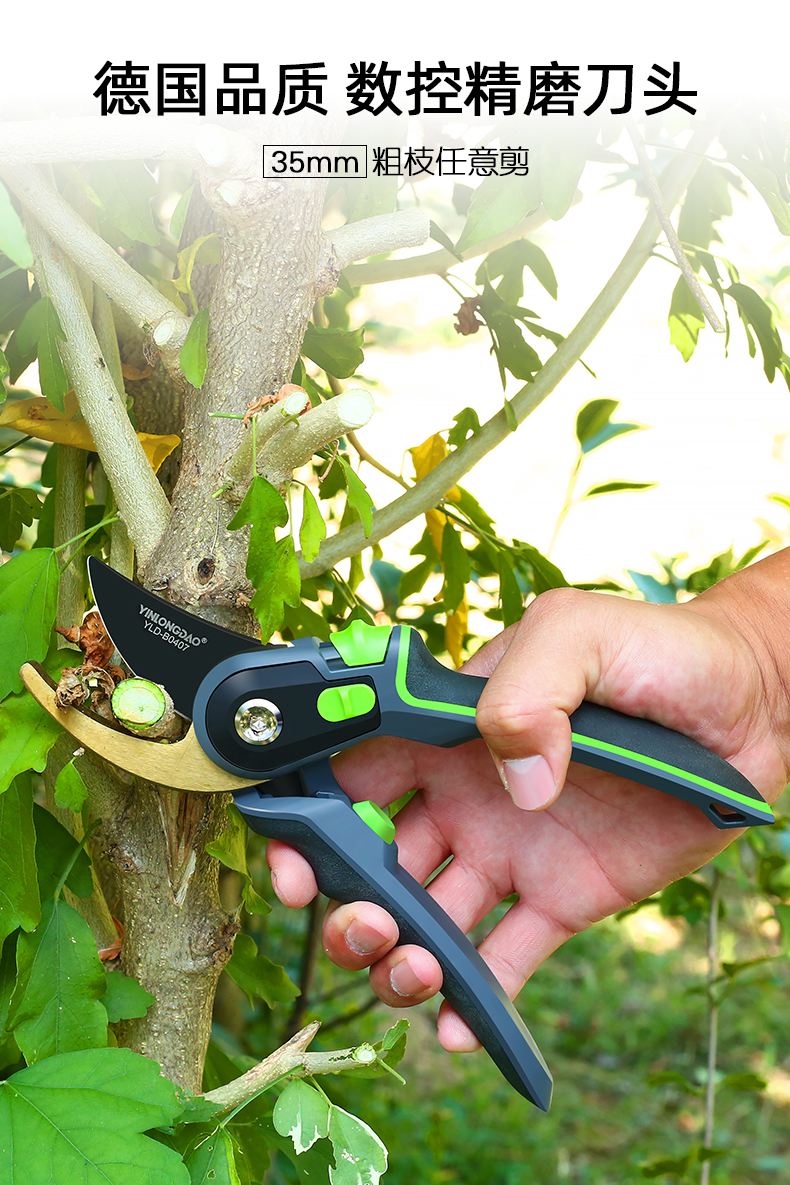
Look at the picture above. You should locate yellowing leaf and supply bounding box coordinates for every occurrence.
[445,598,468,668]
[0,392,180,473]
[408,434,461,554]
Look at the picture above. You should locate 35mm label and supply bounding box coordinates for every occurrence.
[263,144,367,179]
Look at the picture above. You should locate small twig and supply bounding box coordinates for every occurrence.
[347,430,409,490]
[284,895,323,1039]
[628,122,724,333]
[701,868,722,1184]
[198,1022,375,1112]
[319,994,381,1035]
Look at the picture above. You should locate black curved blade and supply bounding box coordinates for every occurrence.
[87,557,263,719]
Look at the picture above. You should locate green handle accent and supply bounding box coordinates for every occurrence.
[317,683,377,722]
[333,620,393,667]
[353,800,396,843]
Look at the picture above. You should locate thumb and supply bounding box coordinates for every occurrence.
[474,588,619,812]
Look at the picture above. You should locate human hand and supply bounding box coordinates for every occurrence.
[267,577,790,1052]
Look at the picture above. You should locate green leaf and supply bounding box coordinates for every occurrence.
[102,972,155,1024]
[338,458,374,536]
[440,520,469,614]
[0,181,33,269]
[206,802,270,915]
[730,156,790,235]
[173,235,222,309]
[34,805,93,900]
[0,343,8,390]
[274,1080,330,1155]
[504,396,518,431]
[224,933,300,1007]
[574,398,619,448]
[726,282,786,384]
[0,1046,189,1184]
[488,313,543,384]
[54,757,88,812]
[659,877,710,926]
[180,307,210,388]
[0,485,41,551]
[514,542,569,595]
[302,324,365,379]
[720,955,775,980]
[447,407,482,449]
[455,173,540,255]
[0,776,40,945]
[328,1104,388,1185]
[538,133,591,220]
[300,486,327,563]
[186,1128,241,1185]
[282,600,331,642]
[429,221,462,261]
[398,556,435,602]
[720,1071,767,1092]
[15,298,69,410]
[774,902,790,955]
[669,275,707,362]
[170,185,194,241]
[580,421,642,455]
[0,547,59,699]
[0,687,62,796]
[498,552,523,627]
[249,536,301,643]
[8,898,107,1062]
[476,240,558,301]
[627,569,679,604]
[229,473,288,574]
[641,1152,694,1177]
[380,1019,408,1052]
[583,481,656,498]
[90,162,160,246]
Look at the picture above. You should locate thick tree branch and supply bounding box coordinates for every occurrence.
[259,389,375,487]
[27,219,171,564]
[224,389,311,490]
[199,1022,378,1111]
[299,132,713,577]
[2,165,190,364]
[342,200,577,286]
[326,209,430,270]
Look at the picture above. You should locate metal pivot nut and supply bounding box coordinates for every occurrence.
[234,698,283,745]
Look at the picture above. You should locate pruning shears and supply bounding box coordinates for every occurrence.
[21,558,774,1113]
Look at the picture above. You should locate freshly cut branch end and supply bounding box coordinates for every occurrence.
[111,678,179,739]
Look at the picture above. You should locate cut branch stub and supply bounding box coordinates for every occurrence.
[111,678,179,739]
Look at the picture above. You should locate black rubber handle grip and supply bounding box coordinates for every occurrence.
[397,628,773,829]
[234,767,553,1111]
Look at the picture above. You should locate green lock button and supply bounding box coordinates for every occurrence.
[316,683,377,723]
[353,800,396,844]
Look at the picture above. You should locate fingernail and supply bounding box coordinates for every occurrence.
[390,959,430,997]
[346,919,390,956]
[270,870,280,895]
[502,755,556,811]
